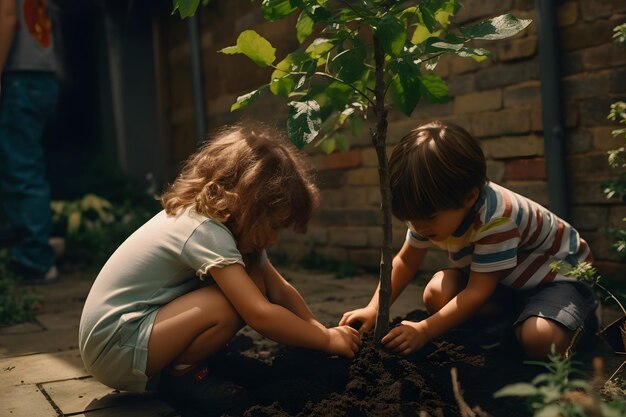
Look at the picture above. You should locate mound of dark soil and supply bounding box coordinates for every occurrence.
[164,309,603,417]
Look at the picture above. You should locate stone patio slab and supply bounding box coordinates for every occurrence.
[0,326,79,358]
[0,383,58,417]
[0,349,87,388]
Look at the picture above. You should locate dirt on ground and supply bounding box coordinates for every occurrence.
[159,308,619,417]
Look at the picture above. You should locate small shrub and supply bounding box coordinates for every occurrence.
[51,187,160,268]
[494,348,626,417]
[0,251,40,325]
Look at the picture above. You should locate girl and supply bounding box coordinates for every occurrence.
[79,123,360,400]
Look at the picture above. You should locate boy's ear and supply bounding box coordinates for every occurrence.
[466,187,480,207]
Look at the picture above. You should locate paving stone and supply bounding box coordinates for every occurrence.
[0,384,57,417]
[0,326,79,358]
[36,309,83,331]
[72,400,179,417]
[0,349,87,388]
[0,321,44,335]
[42,377,171,415]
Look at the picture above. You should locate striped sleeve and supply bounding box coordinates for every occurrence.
[406,228,432,248]
[471,217,520,272]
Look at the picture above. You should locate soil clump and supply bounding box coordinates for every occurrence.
[164,310,603,417]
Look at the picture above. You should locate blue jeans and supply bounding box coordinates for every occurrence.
[0,71,59,273]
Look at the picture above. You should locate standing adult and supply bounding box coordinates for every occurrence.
[0,0,59,282]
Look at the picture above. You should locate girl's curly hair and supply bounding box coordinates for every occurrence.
[161,122,319,250]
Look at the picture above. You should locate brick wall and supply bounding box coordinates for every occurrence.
[156,0,626,280]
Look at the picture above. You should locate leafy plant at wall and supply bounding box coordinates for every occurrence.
[173,0,530,343]
[603,24,626,259]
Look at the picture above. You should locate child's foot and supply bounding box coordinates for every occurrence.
[158,363,249,416]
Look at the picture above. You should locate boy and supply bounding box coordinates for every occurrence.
[340,121,596,359]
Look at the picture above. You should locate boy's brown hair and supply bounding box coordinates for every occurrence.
[389,121,487,221]
[161,122,319,250]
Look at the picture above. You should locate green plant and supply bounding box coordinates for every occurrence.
[173,0,530,342]
[0,250,40,325]
[602,24,626,259]
[549,261,625,315]
[51,191,160,268]
[494,348,626,417]
[51,194,114,237]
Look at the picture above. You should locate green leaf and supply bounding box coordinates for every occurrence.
[493,383,539,398]
[319,137,336,154]
[411,24,434,45]
[231,88,262,111]
[428,40,462,52]
[172,0,200,18]
[287,100,322,148]
[418,3,437,32]
[335,133,350,151]
[435,0,460,28]
[375,15,407,57]
[270,76,295,96]
[325,82,353,109]
[270,50,313,96]
[219,30,276,67]
[419,74,448,103]
[309,4,332,21]
[296,11,315,43]
[306,38,334,59]
[389,62,421,116]
[261,0,297,20]
[569,379,591,390]
[330,48,366,83]
[338,107,355,126]
[460,14,532,40]
[534,405,563,417]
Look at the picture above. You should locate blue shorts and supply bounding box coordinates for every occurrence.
[509,280,597,331]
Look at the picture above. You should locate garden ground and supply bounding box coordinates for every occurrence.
[0,267,424,416]
[0,268,623,417]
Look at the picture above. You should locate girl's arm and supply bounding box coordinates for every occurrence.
[382,270,501,355]
[261,260,323,327]
[340,242,427,332]
[210,263,359,356]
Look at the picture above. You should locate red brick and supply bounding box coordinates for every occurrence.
[498,36,537,62]
[582,43,626,70]
[560,20,614,52]
[579,0,612,22]
[470,109,531,138]
[454,89,502,114]
[505,158,546,181]
[320,149,363,171]
[557,2,578,27]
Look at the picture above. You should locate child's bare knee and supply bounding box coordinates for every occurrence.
[423,270,465,314]
[423,271,447,314]
[517,317,569,359]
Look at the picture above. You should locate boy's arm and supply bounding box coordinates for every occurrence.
[382,270,501,355]
[340,241,427,332]
[210,263,360,357]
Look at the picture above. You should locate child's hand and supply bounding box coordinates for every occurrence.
[339,306,377,333]
[381,320,428,355]
[325,326,361,358]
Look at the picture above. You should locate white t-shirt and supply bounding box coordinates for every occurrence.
[79,207,265,388]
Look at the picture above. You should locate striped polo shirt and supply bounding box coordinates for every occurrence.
[406,182,592,290]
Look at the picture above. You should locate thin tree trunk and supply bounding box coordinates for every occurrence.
[372,35,393,344]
